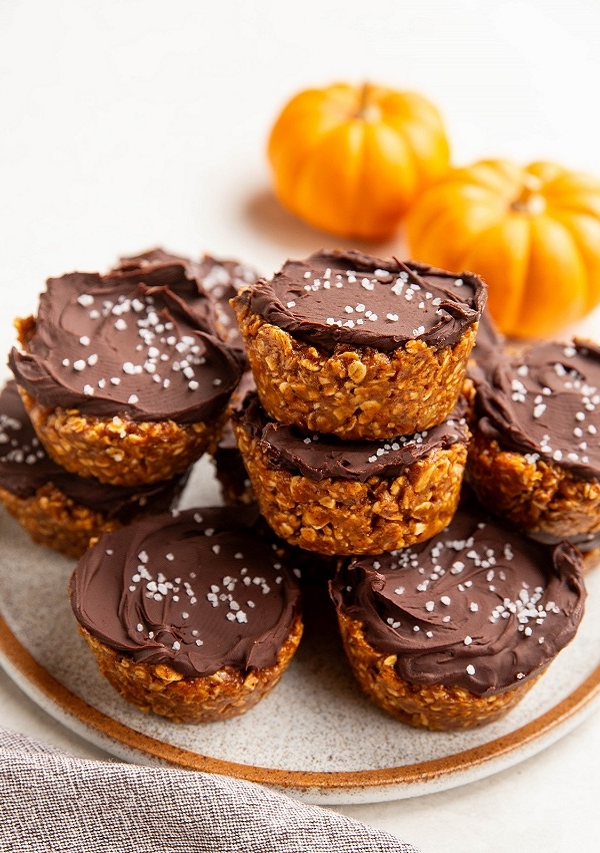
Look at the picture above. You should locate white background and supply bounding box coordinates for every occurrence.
[1,1,600,851]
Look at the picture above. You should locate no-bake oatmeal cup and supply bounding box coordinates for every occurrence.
[232,391,470,556]
[9,253,243,487]
[69,506,303,723]
[467,339,600,552]
[232,249,486,440]
[330,503,586,730]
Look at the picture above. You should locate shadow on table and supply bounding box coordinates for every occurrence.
[241,187,405,259]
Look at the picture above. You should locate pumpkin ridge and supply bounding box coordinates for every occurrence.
[520,216,586,336]
[546,194,600,219]
[460,217,532,337]
[286,119,354,211]
[294,122,366,236]
[387,117,434,188]
[340,86,383,233]
[362,121,418,230]
[550,214,597,312]
[552,211,600,311]
[268,89,352,209]
[347,119,373,237]
[508,216,536,336]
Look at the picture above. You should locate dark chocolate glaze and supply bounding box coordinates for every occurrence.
[330,504,586,696]
[70,506,302,677]
[195,254,257,356]
[119,249,257,357]
[236,392,469,482]
[472,339,600,480]
[9,252,243,424]
[528,529,600,552]
[0,381,185,516]
[235,249,486,354]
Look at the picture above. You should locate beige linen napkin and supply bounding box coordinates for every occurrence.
[0,727,420,853]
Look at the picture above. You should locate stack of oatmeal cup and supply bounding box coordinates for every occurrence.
[1,249,248,557]
[231,249,588,731]
[231,249,482,559]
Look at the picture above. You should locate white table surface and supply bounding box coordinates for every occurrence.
[1,1,600,851]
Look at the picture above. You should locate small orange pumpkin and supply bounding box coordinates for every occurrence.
[405,159,600,339]
[267,82,450,241]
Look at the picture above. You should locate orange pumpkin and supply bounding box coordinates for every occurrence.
[267,82,450,241]
[405,159,600,339]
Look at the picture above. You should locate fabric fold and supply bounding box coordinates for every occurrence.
[0,727,420,853]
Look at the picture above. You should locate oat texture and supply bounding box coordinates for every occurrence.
[20,389,225,487]
[0,484,123,558]
[79,612,303,724]
[335,609,541,731]
[0,478,180,559]
[233,421,468,556]
[467,430,600,539]
[234,302,477,439]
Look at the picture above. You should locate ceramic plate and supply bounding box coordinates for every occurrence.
[1,458,600,805]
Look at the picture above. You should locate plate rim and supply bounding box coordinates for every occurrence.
[1,609,600,796]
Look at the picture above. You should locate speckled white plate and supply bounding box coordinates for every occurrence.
[1,457,600,804]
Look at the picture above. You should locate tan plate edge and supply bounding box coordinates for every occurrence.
[1,609,600,794]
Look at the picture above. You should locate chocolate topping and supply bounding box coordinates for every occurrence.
[473,339,600,480]
[237,392,469,482]
[70,506,302,677]
[330,504,586,696]
[0,381,184,516]
[119,249,257,357]
[528,529,600,552]
[236,249,486,354]
[195,254,258,356]
[9,253,243,423]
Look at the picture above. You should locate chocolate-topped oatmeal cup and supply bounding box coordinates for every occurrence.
[232,249,486,440]
[330,503,586,730]
[468,339,600,550]
[69,506,303,723]
[232,391,470,556]
[9,253,243,486]
[0,381,187,557]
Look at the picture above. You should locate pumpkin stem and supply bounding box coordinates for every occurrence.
[511,173,546,215]
[354,83,380,122]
